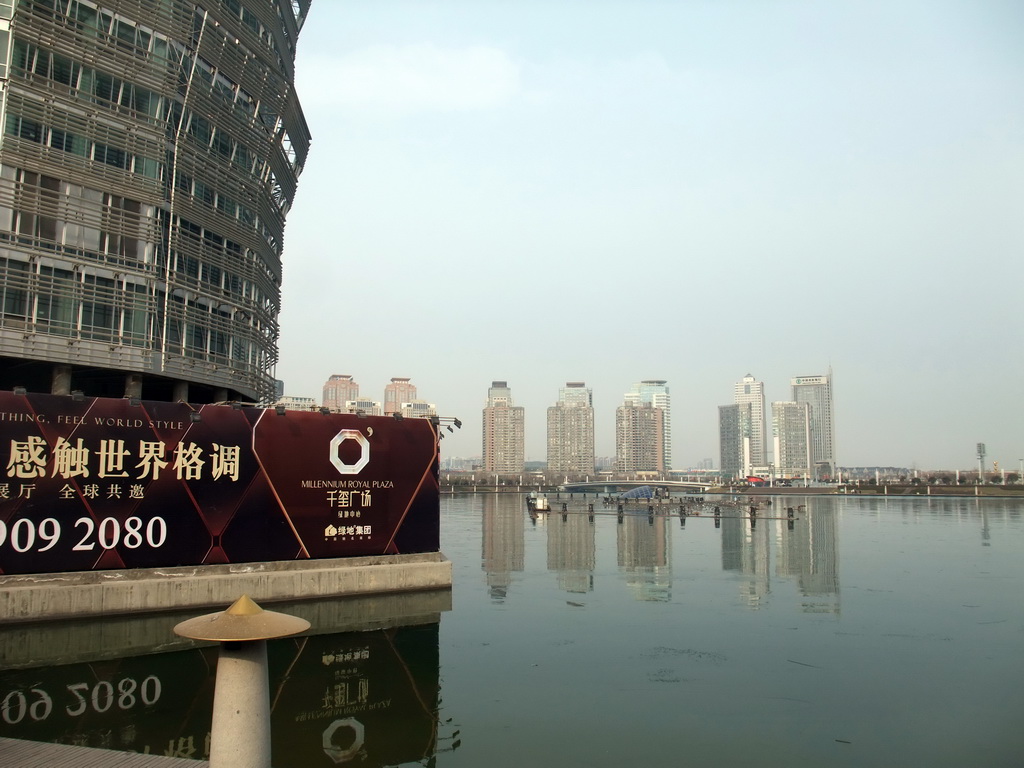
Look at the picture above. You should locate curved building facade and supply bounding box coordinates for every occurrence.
[0,0,311,403]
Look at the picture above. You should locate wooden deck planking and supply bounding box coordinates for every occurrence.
[0,738,208,768]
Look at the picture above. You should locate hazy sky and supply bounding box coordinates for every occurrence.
[276,0,1023,471]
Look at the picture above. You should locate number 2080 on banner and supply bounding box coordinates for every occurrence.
[0,516,168,554]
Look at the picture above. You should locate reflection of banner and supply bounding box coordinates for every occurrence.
[269,625,439,766]
[0,624,441,767]
[0,392,439,575]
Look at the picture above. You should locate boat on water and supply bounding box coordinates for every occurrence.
[526,494,550,512]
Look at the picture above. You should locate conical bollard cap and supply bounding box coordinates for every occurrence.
[174,595,310,642]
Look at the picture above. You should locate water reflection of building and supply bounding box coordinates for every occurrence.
[0,596,447,767]
[481,494,525,601]
[721,502,840,612]
[617,513,671,601]
[776,507,840,614]
[720,513,771,608]
[547,512,596,593]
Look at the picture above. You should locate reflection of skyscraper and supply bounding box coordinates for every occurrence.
[734,374,766,467]
[791,369,836,479]
[483,381,525,473]
[623,380,671,469]
[323,375,359,412]
[720,513,771,608]
[384,378,417,415]
[719,402,752,480]
[616,515,671,601]
[481,494,525,601]
[777,504,840,614]
[720,498,841,613]
[547,382,595,475]
[547,513,596,593]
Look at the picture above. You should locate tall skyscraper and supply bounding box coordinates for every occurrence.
[719,402,752,480]
[772,401,812,478]
[624,380,671,470]
[615,402,665,473]
[734,374,767,467]
[322,374,359,412]
[791,369,836,479]
[483,381,525,474]
[546,382,595,475]
[383,377,417,415]
[0,2,311,403]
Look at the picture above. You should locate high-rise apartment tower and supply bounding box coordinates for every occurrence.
[772,401,812,478]
[0,1,312,403]
[616,402,665,474]
[734,374,766,467]
[483,381,525,474]
[546,381,595,475]
[623,380,671,470]
[718,402,753,480]
[323,374,359,412]
[383,377,417,415]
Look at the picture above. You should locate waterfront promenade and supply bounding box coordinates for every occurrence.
[440,481,1024,497]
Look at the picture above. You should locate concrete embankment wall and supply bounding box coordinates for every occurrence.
[0,552,451,624]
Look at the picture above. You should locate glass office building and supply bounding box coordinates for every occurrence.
[0,1,311,403]
[791,370,836,479]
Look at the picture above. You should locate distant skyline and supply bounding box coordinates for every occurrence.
[276,1,1023,470]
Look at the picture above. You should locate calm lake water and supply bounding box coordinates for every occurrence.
[2,493,1022,767]
[435,494,1024,768]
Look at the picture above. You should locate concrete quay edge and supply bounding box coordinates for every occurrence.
[0,588,452,669]
[0,552,452,624]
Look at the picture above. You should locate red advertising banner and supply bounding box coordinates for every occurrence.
[0,392,439,575]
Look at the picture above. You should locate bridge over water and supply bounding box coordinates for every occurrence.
[559,480,715,494]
